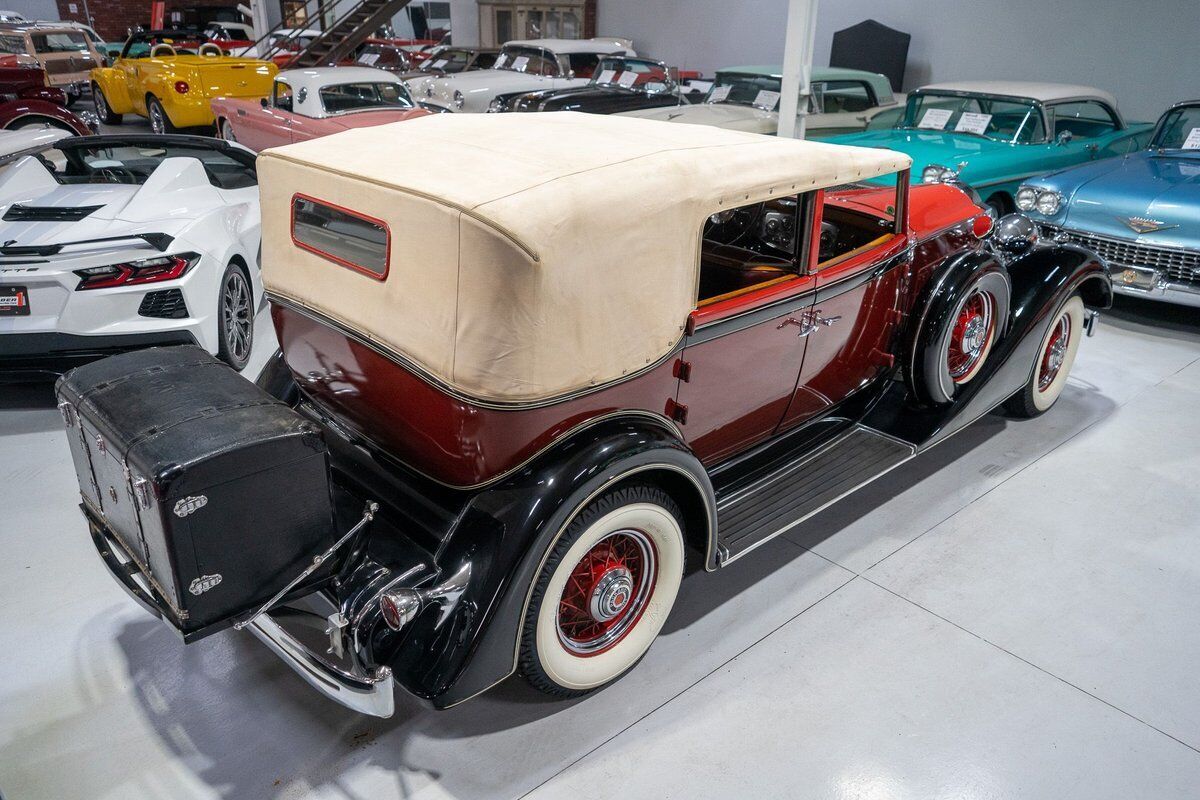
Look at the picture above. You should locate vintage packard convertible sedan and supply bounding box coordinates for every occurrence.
[826,81,1155,217]
[1016,100,1200,308]
[91,29,277,133]
[210,66,431,152]
[620,64,904,137]
[57,113,1110,715]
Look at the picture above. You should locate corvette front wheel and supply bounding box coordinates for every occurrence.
[1005,294,1085,418]
[519,484,685,697]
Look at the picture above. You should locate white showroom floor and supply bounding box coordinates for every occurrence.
[2,295,1199,800]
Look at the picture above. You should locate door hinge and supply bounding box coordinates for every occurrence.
[665,398,688,425]
[672,358,692,382]
[872,348,896,368]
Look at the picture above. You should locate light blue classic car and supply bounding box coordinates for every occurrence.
[1017,101,1200,308]
[825,81,1155,217]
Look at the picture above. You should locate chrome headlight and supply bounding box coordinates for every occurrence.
[453,90,464,109]
[1035,190,1063,216]
[487,96,505,113]
[922,164,953,184]
[1015,186,1039,212]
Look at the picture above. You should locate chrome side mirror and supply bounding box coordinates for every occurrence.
[1056,130,1073,146]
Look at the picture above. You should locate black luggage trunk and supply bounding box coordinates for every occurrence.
[56,346,335,641]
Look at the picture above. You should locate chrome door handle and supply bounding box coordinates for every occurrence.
[813,313,841,327]
[778,315,817,337]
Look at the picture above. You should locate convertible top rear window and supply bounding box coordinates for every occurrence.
[291,195,390,279]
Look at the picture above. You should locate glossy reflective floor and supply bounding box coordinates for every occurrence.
[2,296,1199,800]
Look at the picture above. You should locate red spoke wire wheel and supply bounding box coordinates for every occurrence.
[1038,313,1072,392]
[556,529,657,656]
[946,289,996,384]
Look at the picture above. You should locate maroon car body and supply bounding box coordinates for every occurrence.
[0,55,94,134]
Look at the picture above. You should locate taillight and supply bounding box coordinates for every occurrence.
[174,80,190,94]
[971,214,993,238]
[74,253,199,290]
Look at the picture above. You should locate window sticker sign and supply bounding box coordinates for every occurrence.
[596,68,617,84]
[512,56,529,71]
[617,71,639,88]
[752,89,781,111]
[431,58,449,69]
[918,108,953,130]
[358,52,379,65]
[1183,127,1200,150]
[708,85,732,103]
[955,112,992,135]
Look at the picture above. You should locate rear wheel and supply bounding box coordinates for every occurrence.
[92,83,121,125]
[146,96,174,134]
[519,484,685,697]
[1004,294,1085,418]
[217,262,254,371]
[218,118,237,143]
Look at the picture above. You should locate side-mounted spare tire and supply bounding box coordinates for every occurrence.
[908,254,1012,406]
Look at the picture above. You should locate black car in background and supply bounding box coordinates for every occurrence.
[505,55,697,114]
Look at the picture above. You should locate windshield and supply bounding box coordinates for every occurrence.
[319,81,413,114]
[493,45,560,77]
[420,47,473,73]
[705,72,781,111]
[1153,105,1200,150]
[590,57,673,94]
[899,92,1045,143]
[30,31,89,52]
[37,141,256,190]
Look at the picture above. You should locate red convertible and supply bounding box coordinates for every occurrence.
[59,113,1109,716]
[210,66,430,151]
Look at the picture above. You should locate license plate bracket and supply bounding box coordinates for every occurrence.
[0,284,30,316]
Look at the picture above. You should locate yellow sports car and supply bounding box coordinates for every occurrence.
[91,28,276,133]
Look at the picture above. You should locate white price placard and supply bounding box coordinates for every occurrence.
[617,71,639,88]
[1183,127,1200,150]
[358,53,379,65]
[752,89,781,111]
[596,68,617,84]
[512,56,529,71]
[708,85,732,103]
[431,58,448,69]
[955,112,992,135]
[918,108,953,130]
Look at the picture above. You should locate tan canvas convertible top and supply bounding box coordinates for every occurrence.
[259,112,910,404]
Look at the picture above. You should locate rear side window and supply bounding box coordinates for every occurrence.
[291,195,389,279]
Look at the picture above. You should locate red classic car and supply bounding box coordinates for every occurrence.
[0,54,95,134]
[210,66,431,151]
[59,113,1109,717]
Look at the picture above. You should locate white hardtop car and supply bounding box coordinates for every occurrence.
[420,37,635,112]
[0,134,263,376]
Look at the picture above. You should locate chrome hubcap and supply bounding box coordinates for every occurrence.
[557,529,657,656]
[222,271,252,362]
[589,567,633,622]
[948,290,995,383]
[961,315,987,357]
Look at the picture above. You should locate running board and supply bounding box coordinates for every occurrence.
[715,425,916,564]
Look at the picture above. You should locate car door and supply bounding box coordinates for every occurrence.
[673,193,818,464]
[238,79,297,151]
[781,180,910,429]
[117,53,145,113]
[1046,100,1127,160]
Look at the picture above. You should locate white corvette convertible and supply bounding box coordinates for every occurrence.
[0,135,261,376]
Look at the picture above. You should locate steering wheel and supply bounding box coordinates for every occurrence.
[198,42,223,58]
[150,43,177,57]
[703,203,763,246]
[91,165,140,184]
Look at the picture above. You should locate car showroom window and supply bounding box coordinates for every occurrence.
[816,172,902,269]
[274,80,293,112]
[1051,100,1118,138]
[696,192,814,306]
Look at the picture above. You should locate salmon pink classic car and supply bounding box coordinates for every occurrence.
[210,66,431,151]
[58,113,1111,717]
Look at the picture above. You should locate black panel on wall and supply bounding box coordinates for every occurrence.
[830,19,910,93]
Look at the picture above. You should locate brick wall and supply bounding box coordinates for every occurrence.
[56,0,242,42]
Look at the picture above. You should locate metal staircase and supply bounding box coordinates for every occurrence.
[285,0,413,67]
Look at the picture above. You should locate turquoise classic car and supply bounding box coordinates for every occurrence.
[1016,100,1200,308]
[825,81,1155,216]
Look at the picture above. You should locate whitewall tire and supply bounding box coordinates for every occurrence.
[520,485,685,696]
[1005,294,1085,418]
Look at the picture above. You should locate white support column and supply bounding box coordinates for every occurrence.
[776,0,820,140]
